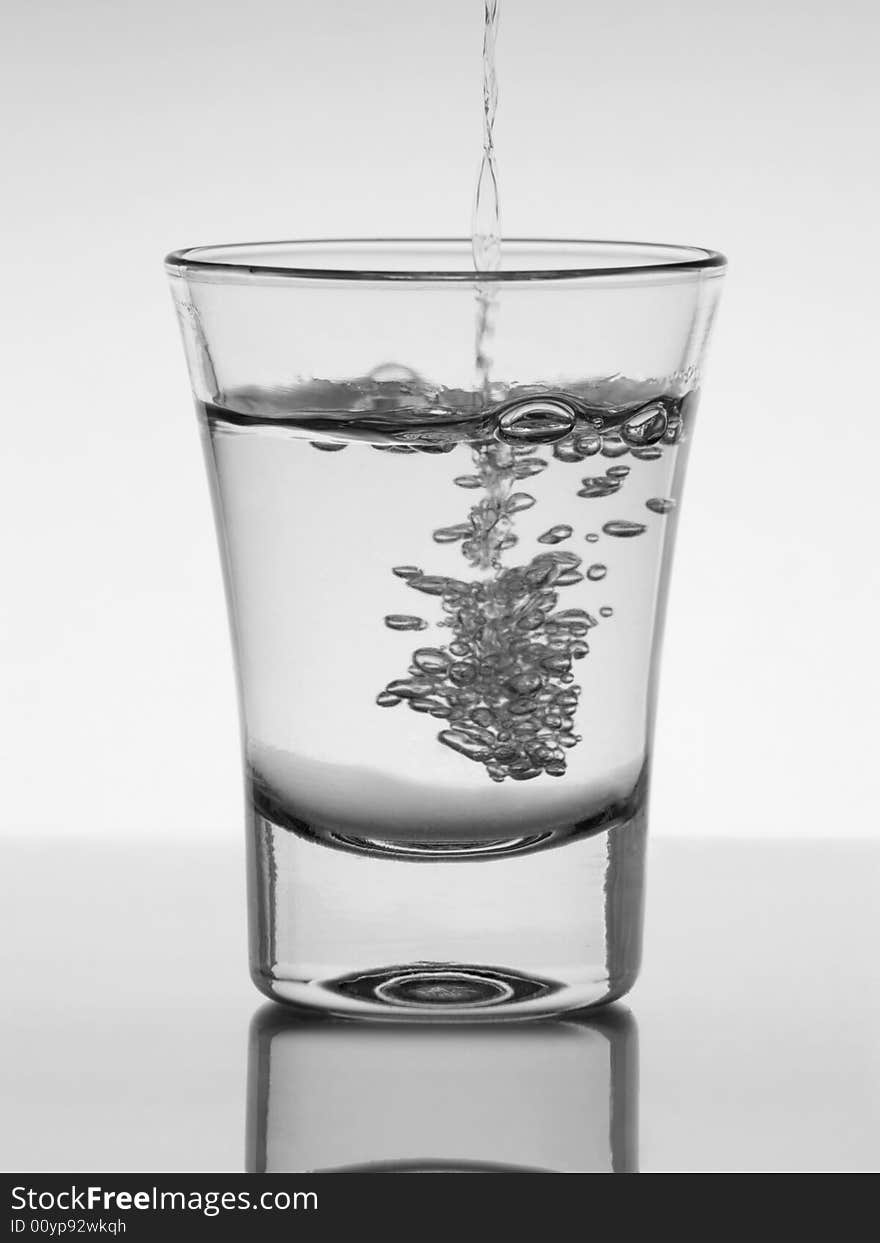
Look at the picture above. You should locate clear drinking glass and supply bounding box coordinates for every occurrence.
[166,239,725,1019]
[247,1004,638,1173]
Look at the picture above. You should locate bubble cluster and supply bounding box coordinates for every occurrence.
[378,550,591,781]
[376,387,688,782]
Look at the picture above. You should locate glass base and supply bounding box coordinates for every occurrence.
[247,802,646,1020]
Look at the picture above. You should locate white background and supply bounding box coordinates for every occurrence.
[2,0,878,842]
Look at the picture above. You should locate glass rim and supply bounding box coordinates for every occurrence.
[164,237,727,283]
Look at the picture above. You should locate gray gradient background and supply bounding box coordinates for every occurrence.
[2,0,879,843]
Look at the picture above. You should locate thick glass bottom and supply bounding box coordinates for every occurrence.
[247,798,647,1020]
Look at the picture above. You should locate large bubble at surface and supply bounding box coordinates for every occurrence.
[495,398,577,445]
[621,400,668,447]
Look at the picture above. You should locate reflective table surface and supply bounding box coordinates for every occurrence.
[1,837,877,1173]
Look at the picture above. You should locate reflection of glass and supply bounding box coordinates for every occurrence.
[246,1004,638,1173]
[168,240,725,1017]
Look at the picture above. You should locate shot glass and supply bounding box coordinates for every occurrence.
[166,239,725,1018]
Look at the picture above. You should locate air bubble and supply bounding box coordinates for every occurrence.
[631,445,663,461]
[663,415,682,444]
[578,477,620,499]
[507,672,542,696]
[555,568,584,586]
[496,398,576,445]
[535,549,580,567]
[541,654,571,675]
[376,692,400,707]
[454,475,482,489]
[538,524,573,545]
[392,565,421,579]
[553,440,587,463]
[433,524,472,544]
[573,432,602,457]
[367,362,422,385]
[416,442,457,455]
[408,575,448,596]
[600,434,629,458]
[602,520,647,538]
[513,457,548,479]
[586,564,607,581]
[384,614,428,631]
[438,730,492,762]
[525,560,559,588]
[584,533,599,543]
[410,697,440,714]
[413,648,451,675]
[646,497,676,514]
[599,607,613,618]
[386,678,434,698]
[507,492,536,513]
[552,608,596,634]
[309,441,347,452]
[621,400,668,446]
[606,465,630,479]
